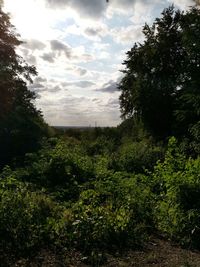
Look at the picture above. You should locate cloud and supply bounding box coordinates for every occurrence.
[107,98,120,109]
[34,76,47,83]
[75,81,95,88]
[65,65,88,76]
[92,98,102,104]
[70,0,107,19]
[98,80,119,93]
[31,83,45,89]
[85,27,100,36]
[29,77,62,95]
[45,0,67,8]
[45,0,157,19]
[45,0,108,19]
[75,67,87,76]
[81,53,94,62]
[50,40,73,59]
[23,39,46,50]
[111,24,144,44]
[63,22,108,43]
[49,85,62,93]
[37,94,121,127]
[39,40,94,63]
[41,52,55,63]
[35,84,62,94]
[169,0,194,9]
[110,0,137,10]
[19,48,38,65]
[29,82,45,93]
[84,25,108,39]
[45,0,191,22]
[62,80,95,88]
[50,40,67,51]
[26,54,37,65]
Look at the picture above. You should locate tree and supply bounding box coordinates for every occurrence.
[0,4,48,167]
[0,4,37,114]
[119,6,200,140]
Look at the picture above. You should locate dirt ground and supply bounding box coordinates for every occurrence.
[104,238,200,267]
[7,238,200,267]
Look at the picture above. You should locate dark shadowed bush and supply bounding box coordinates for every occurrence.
[110,140,164,173]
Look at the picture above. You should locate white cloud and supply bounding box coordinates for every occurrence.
[61,80,95,88]
[37,94,121,126]
[167,0,194,9]
[23,39,46,50]
[111,24,144,44]
[97,80,119,94]
[75,67,88,76]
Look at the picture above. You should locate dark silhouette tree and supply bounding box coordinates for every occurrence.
[0,3,48,167]
[119,6,200,140]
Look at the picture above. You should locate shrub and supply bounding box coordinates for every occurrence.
[70,172,153,254]
[84,136,116,156]
[22,139,94,200]
[110,140,164,173]
[0,176,65,258]
[153,137,200,248]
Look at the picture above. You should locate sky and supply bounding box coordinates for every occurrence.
[4,0,194,127]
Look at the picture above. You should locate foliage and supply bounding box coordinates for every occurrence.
[84,135,116,156]
[0,175,65,258]
[22,138,94,201]
[1,133,200,264]
[153,137,200,248]
[117,116,149,142]
[119,6,200,140]
[110,139,164,173]
[0,4,48,168]
[70,172,153,254]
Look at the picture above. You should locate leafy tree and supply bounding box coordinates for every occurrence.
[119,6,200,140]
[0,3,48,167]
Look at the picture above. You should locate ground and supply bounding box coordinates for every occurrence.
[9,238,200,267]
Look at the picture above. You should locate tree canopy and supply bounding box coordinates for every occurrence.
[119,6,200,140]
[0,4,48,167]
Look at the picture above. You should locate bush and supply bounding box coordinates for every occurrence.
[153,137,200,248]
[110,140,164,173]
[0,175,65,258]
[70,172,153,254]
[84,136,116,156]
[22,138,94,200]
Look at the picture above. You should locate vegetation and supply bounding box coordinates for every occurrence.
[0,4,49,168]
[0,3,200,267]
[119,6,200,142]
